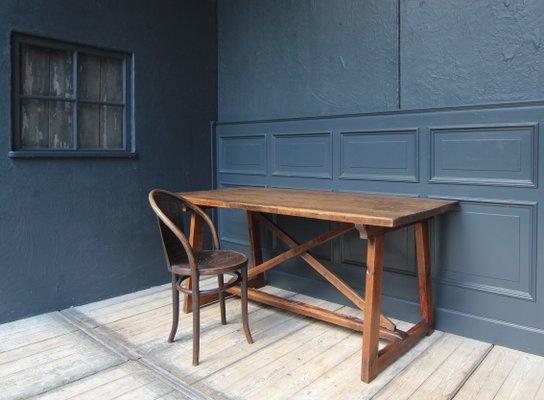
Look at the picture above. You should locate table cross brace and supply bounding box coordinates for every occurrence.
[252,212,398,334]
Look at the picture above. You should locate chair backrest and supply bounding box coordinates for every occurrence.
[148,189,220,272]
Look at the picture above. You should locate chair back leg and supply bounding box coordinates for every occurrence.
[168,273,179,343]
[241,265,254,344]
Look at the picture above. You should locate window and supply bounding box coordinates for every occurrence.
[10,33,135,157]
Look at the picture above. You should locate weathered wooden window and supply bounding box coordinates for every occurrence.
[10,34,134,157]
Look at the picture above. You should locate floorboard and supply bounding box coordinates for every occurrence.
[294,332,445,400]
[30,361,182,400]
[1,281,543,400]
[0,312,78,353]
[373,334,493,400]
[454,345,544,400]
[0,315,124,400]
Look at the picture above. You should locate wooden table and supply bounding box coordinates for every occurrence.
[180,187,457,382]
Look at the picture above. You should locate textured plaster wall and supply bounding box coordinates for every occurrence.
[218,0,544,121]
[218,0,399,121]
[401,0,544,109]
[0,0,217,322]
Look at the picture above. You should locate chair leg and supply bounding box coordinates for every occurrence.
[168,273,179,343]
[192,273,200,366]
[241,265,254,344]
[218,274,227,325]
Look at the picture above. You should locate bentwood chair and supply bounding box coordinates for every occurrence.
[148,189,253,366]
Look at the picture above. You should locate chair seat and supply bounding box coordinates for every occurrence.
[171,250,248,276]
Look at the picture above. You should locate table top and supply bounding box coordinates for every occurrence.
[180,187,457,228]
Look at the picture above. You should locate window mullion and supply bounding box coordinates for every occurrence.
[122,58,127,149]
[73,50,78,150]
[13,40,22,151]
[20,94,77,101]
[78,99,124,107]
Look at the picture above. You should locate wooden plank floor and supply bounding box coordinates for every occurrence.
[2,279,544,400]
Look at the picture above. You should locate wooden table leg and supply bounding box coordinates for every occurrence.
[415,219,434,329]
[355,221,437,382]
[247,211,266,288]
[361,232,385,383]
[183,212,205,313]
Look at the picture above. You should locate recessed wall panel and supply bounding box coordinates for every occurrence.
[341,227,416,275]
[274,216,332,260]
[430,125,537,187]
[340,130,418,182]
[218,208,248,246]
[435,200,536,300]
[272,132,332,178]
[219,135,267,175]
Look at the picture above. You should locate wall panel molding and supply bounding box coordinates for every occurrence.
[430,123,538,187]
[432,197,537,301]
[339,129,418,182]
[271,132,332,179]
[219,134,267,176]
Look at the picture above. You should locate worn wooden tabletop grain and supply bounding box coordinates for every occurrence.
[181,187,457,228]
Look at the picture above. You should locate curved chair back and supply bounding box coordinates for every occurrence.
[148,189,220,272]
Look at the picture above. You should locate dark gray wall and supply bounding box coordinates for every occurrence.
[214,103,544,356]
[218,0,544,120]
[401,0,544,109]
[218,0,399,121]
[0,0,217,323]
[216,0,544,354]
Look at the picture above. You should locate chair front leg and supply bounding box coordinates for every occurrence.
[218,274,227,325]
[168,273,179,343]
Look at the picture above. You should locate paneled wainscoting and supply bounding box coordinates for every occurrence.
[214,102,544,354]
[2,280,544,399]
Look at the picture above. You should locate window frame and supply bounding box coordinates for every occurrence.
[9,33,136,158]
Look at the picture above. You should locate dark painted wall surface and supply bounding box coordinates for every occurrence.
[215,102,544,355]
[216,0,544,354]
[0,0,217,323]
[218,0,399,121]
[401,0,544,109]
[218,0,544,120]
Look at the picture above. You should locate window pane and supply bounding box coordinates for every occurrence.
[77,105,123,149]
[21,99,49,148]
[21,44,73,98]
[48,101,74,148]
[100,58,123,103]
[78,104,100,148]
[78,54,101,101]
[20,99,73,149]
[99,105,123,148]
[49,49,73,98]
[78,54,123,103]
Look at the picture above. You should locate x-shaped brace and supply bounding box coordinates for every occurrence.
[249,212,400,337]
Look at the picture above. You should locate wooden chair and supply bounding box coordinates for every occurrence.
[148,189,253,366]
